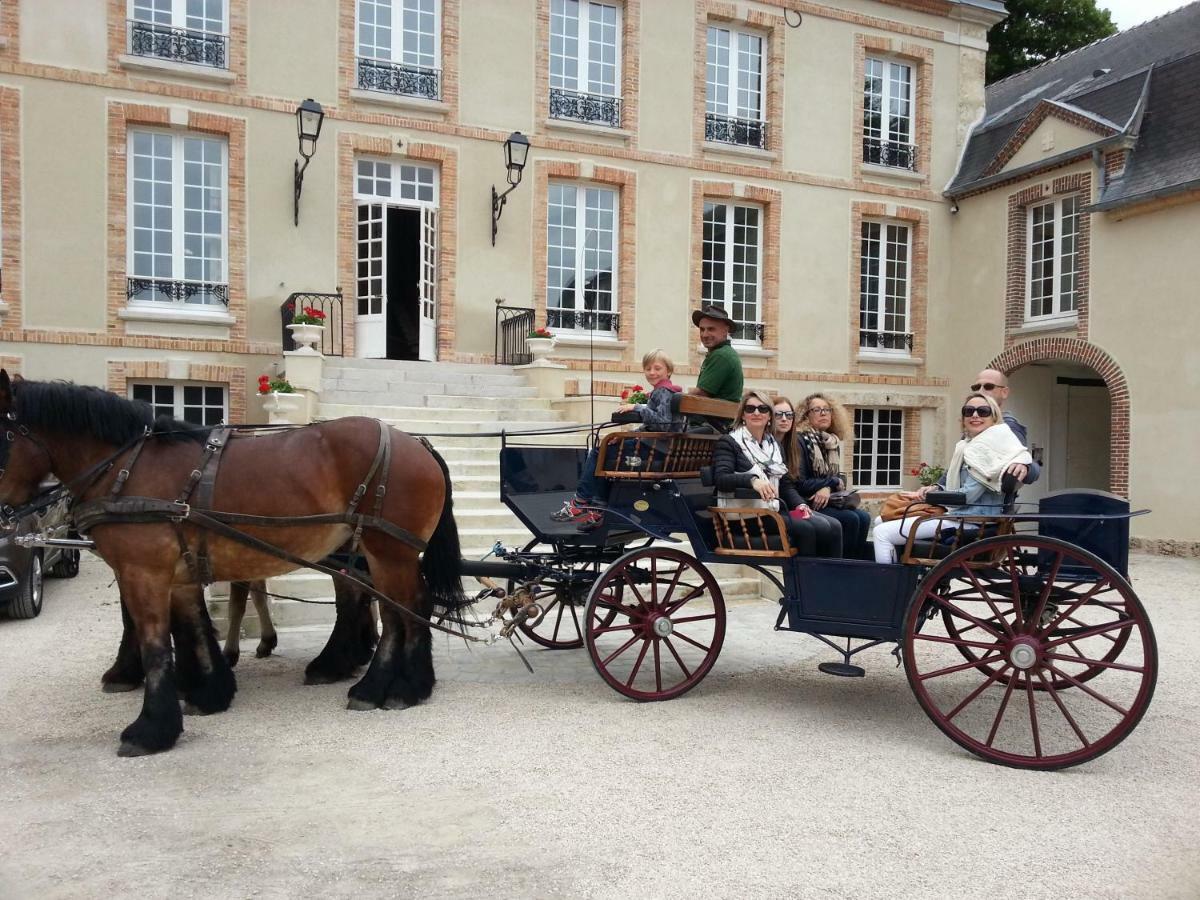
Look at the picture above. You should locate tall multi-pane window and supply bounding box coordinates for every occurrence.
[859,221,912,353]
[546,183,618,333]
[127,130,227,307]
[1028,196,1080,320]
[130,382,227,426]
[705,25,766,149]
[549,0,622,127]
[863,57,915,170]
[853,408,904,488]
[356,0,441,100]
[128,0,229,69]
[702,201,762,343]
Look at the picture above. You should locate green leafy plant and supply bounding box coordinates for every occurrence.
[257,374,295,395]
[528,326,554,339]
[288,304,328,326]
[911,462,945,486]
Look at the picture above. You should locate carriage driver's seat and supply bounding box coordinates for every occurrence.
[906,472,1022,562]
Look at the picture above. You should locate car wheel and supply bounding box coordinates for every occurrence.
[47,548,81,579]
[7,551,44,619]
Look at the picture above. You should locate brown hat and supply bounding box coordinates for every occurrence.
[691,303,736,328]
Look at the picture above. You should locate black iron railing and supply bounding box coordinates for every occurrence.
[281,290,344,357]
[862,137,918,171]
[732,321,766,343]
[127,277,228,306]
[859,330,914,351]
[549,88,622,128]
[128,20,228,69]
[495,303,535,365]
[356,57,440,100]
[547,309,619,332]
[705,113,768,150]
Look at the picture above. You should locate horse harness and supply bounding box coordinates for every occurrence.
[71,420,427,586]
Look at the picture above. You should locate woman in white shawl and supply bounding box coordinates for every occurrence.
[871,392,1032,564]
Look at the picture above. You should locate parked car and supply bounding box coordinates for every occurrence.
[0,489,80,619]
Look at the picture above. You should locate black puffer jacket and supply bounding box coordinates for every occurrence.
[712,434,805,510]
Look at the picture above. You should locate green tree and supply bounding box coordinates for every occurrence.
[987,0,1118,83]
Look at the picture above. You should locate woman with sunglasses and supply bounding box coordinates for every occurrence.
[793,393,872,559]
[712,391,839,557]
[870,392,1032,564]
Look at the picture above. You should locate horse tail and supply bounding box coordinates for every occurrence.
[418,439,467,615]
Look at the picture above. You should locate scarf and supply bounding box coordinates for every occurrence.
[719,426,788,511]
[799,428,841,479]
[945,423,1033,492]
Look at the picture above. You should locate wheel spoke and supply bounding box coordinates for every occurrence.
[1064,614,1120,645]
[958,564,1017,638]
[945,664,1010,721]
[661,584,706,617]
[918,652,1006,681]
[653,640,663,693]
[1044,618,1136,649]
[670,613,716,625]
[672,630,712,654]
[591,622,639,635]
[927,592,1009,640]
[567,598,581,639]
[1045,652,1144,674]
[658,563,686,612]
[625,638,651,688]
[985,677,1018,748]
[551,599,566,643]
[1039,579,1112,635]
[1036,670,1091,748]
[621,570,650,612]
[914,632,1003,652]
[663,636,692,679]
[601,633,643,667]
[1029,550,1065,629]
[1044,663,1130,717]
[1025,678,1043,758]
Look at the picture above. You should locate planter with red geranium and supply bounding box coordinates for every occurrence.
[257,374,305,425]
[526,326,556,362]
[286,305,328,355]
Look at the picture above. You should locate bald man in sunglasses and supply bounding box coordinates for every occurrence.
[972,368,1040,485]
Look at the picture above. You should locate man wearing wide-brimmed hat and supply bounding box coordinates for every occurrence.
[688,303,743,404]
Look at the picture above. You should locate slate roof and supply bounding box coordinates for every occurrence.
[948,2,1200,206]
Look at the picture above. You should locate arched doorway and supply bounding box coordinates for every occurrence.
[988,339,1129,500]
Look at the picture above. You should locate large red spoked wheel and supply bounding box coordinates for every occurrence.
[904,534,1156,770]
[584,547,726,701]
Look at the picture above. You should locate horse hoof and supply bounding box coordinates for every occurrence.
[102,681,141,694]
[382,696,413,710]
[305,672,339,686]
[223,650,240,668]
[182,702,214,716]
[254,645,273,659]
[117,741,156,757]
[346,697,379,711]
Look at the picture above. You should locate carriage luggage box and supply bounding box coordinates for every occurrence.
[783,558,920,639]
[1037,489,1131,577]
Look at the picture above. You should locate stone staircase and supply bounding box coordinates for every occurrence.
[222,357,766,635]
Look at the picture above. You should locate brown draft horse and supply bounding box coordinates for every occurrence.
[0,371,464,756]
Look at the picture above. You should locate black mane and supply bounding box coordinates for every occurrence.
[13,379,211,445]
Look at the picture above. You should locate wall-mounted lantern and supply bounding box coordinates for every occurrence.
[491,131,531,246]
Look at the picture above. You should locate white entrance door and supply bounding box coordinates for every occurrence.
[418,206,438,361]
[355,202,387,358]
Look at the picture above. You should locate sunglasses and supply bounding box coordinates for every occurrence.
[962,405,995,418]
[774,410,795,419]
[744,404,773,415]
[970,382,1004,392]
[807,407,833,415]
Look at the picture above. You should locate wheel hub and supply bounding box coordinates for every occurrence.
[650,615,674,638]
[1008,637,1040,670]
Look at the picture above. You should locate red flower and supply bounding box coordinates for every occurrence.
[303,306,327,321]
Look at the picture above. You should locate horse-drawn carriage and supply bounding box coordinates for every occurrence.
[0,374,1155,768]
[465,394,1155,771]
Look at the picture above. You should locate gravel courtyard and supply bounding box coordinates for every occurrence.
[1,552,1198,899]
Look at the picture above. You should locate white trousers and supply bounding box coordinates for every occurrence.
[871,516,946,564]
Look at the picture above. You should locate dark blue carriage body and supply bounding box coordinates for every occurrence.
[498,438,1142,645]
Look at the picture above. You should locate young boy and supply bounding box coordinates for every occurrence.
[552,349,684,530]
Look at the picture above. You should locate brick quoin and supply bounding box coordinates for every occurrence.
[988,338,1129,498]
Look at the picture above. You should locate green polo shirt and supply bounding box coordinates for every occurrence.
[696,339,743,404]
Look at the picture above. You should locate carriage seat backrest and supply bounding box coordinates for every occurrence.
[1037,489,1131,576]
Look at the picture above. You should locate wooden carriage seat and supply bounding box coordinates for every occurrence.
[696,465,796,558]
[903,473,1021,565]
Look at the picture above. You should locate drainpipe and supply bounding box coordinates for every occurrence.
[1093,148,1107,192]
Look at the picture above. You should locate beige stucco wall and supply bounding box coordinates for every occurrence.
[1002,118,1104,173]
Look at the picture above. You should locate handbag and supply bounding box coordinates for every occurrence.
[825,489,860,510]
[879,492,947,523]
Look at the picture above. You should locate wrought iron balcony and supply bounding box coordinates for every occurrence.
[859,330,914,351]
[549,88,622,128]
[731,321,766,343]
[127,277,229,306]
[547,309,620,332]
[356,57,441,101]
[705,113,768,150]
[128,20,228,69]
[862,137,918,171]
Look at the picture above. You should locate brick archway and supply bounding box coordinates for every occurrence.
[988,338,1129,497]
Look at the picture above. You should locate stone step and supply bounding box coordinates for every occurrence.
[324,358,517,376]
[322,368,530,389]
[450,476,501,494]
[318,404,565,423]
[315,413,583,436]
[319,387,544,405]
